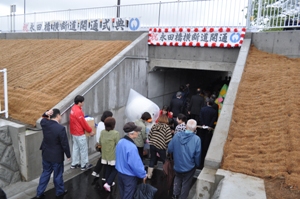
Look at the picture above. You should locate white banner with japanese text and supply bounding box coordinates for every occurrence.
[148,27,246,48]
[22,17,141,32]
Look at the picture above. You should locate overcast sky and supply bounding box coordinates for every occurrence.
[0,0,177,16]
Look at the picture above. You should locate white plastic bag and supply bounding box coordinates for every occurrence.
[125,89,160,123]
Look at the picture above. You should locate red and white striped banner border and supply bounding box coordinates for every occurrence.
[148,27,246,48]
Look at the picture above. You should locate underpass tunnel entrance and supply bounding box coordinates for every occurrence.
[148,67,231,109]
[148,66,231,170]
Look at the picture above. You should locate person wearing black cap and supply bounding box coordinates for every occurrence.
[115,122,147,199]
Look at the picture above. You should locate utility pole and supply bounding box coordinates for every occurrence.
[117,0,120,18]
[24,0,26,23]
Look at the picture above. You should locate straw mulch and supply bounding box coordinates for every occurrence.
[0,39,130,125]
[221,45,300,199]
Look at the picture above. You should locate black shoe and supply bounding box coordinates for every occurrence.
[70,164,81,169]
[56,190,68,198]
[70,164,78,169]
[36,194,45,199]
[81,164,93,171]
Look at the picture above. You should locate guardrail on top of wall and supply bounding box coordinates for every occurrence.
[0,0,248,33]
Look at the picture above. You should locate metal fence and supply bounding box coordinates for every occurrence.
[248,0,300,31]
[1,0,299,32]
[0,69,9,119]
[0,0,249,32]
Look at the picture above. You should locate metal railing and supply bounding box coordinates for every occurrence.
[248,0,300,31]
[0,0,249,32]
[0,69,8,118]
[2,0,299,32]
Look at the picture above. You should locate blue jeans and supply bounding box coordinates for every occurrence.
[36,160,64,197]
[118,172,138,199]
[71,134,89,167]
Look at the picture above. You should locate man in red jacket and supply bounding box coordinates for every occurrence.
[70,95,95,170]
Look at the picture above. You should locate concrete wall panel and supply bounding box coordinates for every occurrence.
[0,34,6,39]
[4,31,144,41]
[150,96,164,110]
[149,46,239,63]
[273,31,294,56]
[25,130,43,181]
[58,32,83,40]
[222,48,240,63]
[251,32,275,53]
[41,32,59,39]
[251,31,300,58]
[164,71,181,95]
[148,72,165,98]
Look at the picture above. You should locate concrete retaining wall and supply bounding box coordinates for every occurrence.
[149,46,239,63]
[251,31,300,58]
[0,31,145,41]
[19,33,149,181]
[195,39,252,199]
[0,120,24,187]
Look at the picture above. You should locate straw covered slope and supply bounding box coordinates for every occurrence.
[222,45,300,198]
[0,39,131,125]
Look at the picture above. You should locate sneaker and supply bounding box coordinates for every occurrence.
[102,178,106,181]
[112,182,115,186]
[103,183,111,192]
[91,171,99,178]
[70,164,79,169]
[81,164,93,171]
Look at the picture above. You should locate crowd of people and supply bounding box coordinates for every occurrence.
[35,83,221,199]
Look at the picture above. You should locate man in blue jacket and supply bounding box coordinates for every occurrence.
[168,119,201,199]
[36,109,71,198]
[116,122,147,199]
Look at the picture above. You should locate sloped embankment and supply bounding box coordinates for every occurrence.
[222,45,300,199]
[0,39,131,125]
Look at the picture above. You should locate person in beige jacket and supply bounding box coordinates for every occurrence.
[134,112,152,160]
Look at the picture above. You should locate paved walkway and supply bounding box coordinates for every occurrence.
[3,154,198,199]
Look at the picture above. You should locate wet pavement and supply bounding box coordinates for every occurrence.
[33,167,197,199]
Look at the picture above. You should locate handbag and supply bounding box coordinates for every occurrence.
[95,142,101,152]
[163,155,175,191]
[134,183,157,199]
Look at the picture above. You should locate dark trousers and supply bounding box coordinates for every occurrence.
[36,160,64,196]
[197,129,213,169]
[149,145,166,167]
[118,172,138,199]
[0,188,7,199]
[137,147,144,161]
[93,157,102,174]
[190,114,200,123]
[173,167,196,199]
[104,164,118,186]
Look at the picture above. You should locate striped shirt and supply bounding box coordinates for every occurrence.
[148,123,172,150]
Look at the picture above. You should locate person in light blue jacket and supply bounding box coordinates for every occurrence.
[116,122,147,199]
[168,119,201,199]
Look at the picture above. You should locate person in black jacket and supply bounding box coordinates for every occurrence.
[170,92,184,127]
[170,92,184,118]
[188,88,205,121]
[198,99,218,169]
[36,109,71,198]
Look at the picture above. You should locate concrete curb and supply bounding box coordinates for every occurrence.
[195,39,252,199]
